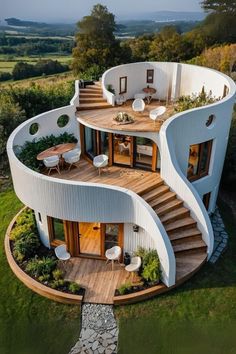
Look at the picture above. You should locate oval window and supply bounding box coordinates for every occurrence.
[29,122,39,135]
[206,114,215,128]
[57,115,70,128]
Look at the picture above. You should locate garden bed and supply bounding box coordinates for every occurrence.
[5,207,85,304]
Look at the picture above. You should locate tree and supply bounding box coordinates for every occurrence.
[200,0,236,43]
[72,4,126,74]
[201,0,236,13]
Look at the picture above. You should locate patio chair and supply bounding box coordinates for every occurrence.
[93,154,109,176]
[118,142,130,155]
[62,147,81,171]
[132,98,145,113]
[125,256,141,281]
[149,106,166,123]
[54,244,71,270]
[105,246,122,270]
[43,155,60,175]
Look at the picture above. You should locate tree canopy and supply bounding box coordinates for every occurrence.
[72,4,125,75]
[201,0,236,13]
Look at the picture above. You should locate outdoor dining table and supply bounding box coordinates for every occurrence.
[143,87,157,104]
[37,143,77,165]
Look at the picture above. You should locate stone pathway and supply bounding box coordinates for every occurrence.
[69,304,118,354]
[209,206,229,263]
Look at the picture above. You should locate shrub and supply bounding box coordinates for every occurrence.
[38,274,51,283]
[0,72,12,82]
[50,279,66,290]
[17,132,77,171]
[174,89,219,113]
[13,232,40,262]
[68,282,80,294]
[26,256,57,278]
[10,209,36,241]
[52,268,64,280]
[142,258,161,283]
[117,282,132,295]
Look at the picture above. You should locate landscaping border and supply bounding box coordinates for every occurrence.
[5,208,83,305]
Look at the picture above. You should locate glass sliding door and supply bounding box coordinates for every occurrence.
[100,132,109,155]
[84,126,97,159]
[134,137,153,170]
[113,134,132,166]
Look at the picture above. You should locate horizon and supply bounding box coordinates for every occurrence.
[1,0,204,24]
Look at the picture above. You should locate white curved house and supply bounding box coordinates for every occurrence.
[7,62,236,301]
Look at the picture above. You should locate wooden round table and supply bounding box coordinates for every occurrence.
[37,143,77,161]
[143,87,157,104]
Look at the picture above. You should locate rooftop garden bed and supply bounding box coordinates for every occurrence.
[16,132,77,172]
[113,111,134,125]
[174,88,220,113]
[9,208,84,297]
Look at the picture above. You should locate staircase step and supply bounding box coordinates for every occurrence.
[165,217,197,234]
[80,88,102,94]
[77,103,112,111]
[80,98,106,104]
[141,185,169,203]
[169,227,201,242]
[173,239,207,254]
[79,93,103,98]
[172,234,202,245]
[175,251,207,281]
[150,192,176,209]
[160,207,190,225]
[155,199,183,216]
[135,178,164,195]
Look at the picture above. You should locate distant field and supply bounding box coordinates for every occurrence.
[0,54,72,73]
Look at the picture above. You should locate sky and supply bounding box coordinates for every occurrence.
[1,0,203,23]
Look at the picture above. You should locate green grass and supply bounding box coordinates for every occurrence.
[0,54,72,73]
[116,197,236,354]
[0,188,80,354]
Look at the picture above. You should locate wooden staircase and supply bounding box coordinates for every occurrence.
[77,82,113,111]
[138,178,207,283]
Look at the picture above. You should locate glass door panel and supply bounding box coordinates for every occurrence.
[84,126,97,159]
[52,218,65,242]
[100,132,109,155]
[113,134,131,166]
[134,137,153,169]
[104,224,119,252]
[79,222,101,256]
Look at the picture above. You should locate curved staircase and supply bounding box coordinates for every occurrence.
[77,82,112,111]
[138,178,207,283]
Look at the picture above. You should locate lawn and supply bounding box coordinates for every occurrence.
[116,197,236,354]
[0,188,80,354]
[0,54,72,73]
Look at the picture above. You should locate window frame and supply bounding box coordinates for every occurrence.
[188,140,213,182]
[147,69,154,84]
[119,76,127,94]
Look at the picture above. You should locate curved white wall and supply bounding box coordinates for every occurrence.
[7,62,236,286]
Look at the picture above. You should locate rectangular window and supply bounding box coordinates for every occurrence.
[38,212,42,223]
[187,140,213,181]
[48,217,66,244]
[119,76,127,94]
[147,69,154,84]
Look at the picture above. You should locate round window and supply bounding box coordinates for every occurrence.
[206,114,215,128]
[29,122,39,135]
[57,115,70,128]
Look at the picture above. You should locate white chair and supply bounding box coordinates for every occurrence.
[105,246,122,270]
[54,244,71,270]
[149,106,166,123]
[132,98,145,113]
[62,148,81,171]
[93,154,108,175]
[125,256,141,281]
[134,93,146,100]
[43,155,60,175]
[118,142,130,155]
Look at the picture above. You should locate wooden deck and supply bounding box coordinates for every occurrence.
[77,100,175,133]
[65,257,130,304]
[54,158,161,194]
